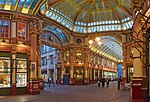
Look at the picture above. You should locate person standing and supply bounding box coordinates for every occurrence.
[117,77,121,90]
[98,80,100,87]
[121,78,126,90]
[48,77,51,87]
[106,78,110,87]
[102,78,105,87]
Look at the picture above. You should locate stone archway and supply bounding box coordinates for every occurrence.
[40,26,70,86]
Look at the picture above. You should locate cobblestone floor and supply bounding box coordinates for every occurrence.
[0,82,130,102]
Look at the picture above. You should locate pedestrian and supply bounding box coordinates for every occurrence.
[121,78,126,90]
[48,77,51,87]
[102,78,105,87]
[98,80,100,87]
[117,77,121,90]
[106,78,110,87]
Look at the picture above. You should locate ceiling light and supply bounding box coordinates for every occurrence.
[97,41,102,46]
[88,40,93,44]
[95,37,100,42]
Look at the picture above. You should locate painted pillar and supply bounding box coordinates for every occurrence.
[131,1,147,100]
[30,33,37,78]
[123,44,127,79]
[94,69,96,80]
[98,70,100,79]
[84,47,89,84]
[69,46,75,85]
[60,50,65,84]
[37,39,44,90]
[29,22,40,94]
[11,20,17,95]
[37,40,42,79]
[53,54,57,83]
[47,57,50,78]
[11,50,16,95]
[131,47,143,102]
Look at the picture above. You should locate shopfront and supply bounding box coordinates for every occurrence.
[74,66,83,85]
[0,52,11,95]
[0,52,28,95]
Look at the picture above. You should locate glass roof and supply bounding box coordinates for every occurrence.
[89,36,123,61]
[43,26,69,44]
[0,0,40,14]
[40,0,133,33]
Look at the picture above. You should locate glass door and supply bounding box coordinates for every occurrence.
[16,54,28,95]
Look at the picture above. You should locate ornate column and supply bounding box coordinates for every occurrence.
[69,46,75,85]
[29,22,40,94]
[53,52,57,83]
[37,37,44,90]
[60,50,65,85]
[84,47,89,85]
[11,19,17,95]
[123,44,127,80]
[131,0,150,101]
[11,46,16,95]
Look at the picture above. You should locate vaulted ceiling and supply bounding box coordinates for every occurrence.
[41,0,133,33]
[0,0,134,61]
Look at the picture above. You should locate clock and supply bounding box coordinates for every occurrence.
[76,38,82,45]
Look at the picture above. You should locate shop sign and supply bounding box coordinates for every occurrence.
[33,84,38,89]
[31,62,36,71]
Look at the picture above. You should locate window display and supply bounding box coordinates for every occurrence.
[0,57,11,88]
[16,73,27,87]
[74,67,83,80]
[16,58,27,87]
[18,22,26,40]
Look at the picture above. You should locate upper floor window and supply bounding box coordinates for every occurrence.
[18,22,26,40]
[42,57,47,66]
[0,20,9,38]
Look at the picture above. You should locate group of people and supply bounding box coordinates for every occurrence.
[97,78,110,87]
[97,77,127,90]
[117,77,126,90]
[47,77,60,87]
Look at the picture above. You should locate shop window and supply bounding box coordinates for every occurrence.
[16,54,27,87]
[42,57,47,66]
[76,50,82,60]
[17,22,26,40]
[0,54,11,88]
[0,20,9,38]
[50,55,53,65]
[65,50,69,61]
[74,67,83,80]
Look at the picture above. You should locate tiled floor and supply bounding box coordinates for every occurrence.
[0,82,130,102]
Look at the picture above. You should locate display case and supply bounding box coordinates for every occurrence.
[16,58,27,87]
[74,67,83,80]
[75,50,82,61]
[0,56,11,88]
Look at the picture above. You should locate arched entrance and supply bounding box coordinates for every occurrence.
[40,26,70,85]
